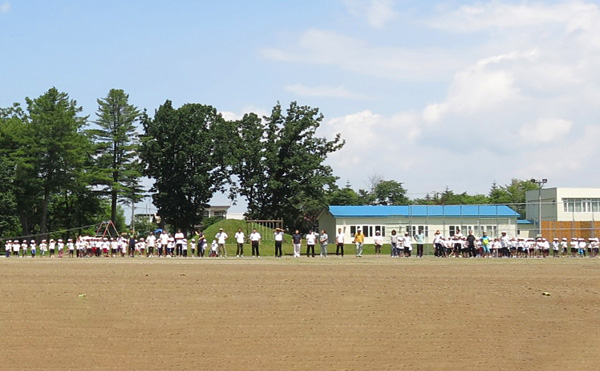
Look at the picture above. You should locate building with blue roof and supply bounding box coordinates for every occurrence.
[318,205,521,244]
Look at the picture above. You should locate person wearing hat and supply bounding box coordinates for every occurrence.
[67,238,74,258]
[49,239,56,258]
[175,229,185,257]
[215,228,228,258]
[352,227,364,257]
[552,238,560,258]
[29,240,36,258]
[274,228,284,257]
[372,230,382,257]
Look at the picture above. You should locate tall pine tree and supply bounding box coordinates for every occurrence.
[91,89,141,223]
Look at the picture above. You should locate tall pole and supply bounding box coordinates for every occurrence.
[530,178,548,237]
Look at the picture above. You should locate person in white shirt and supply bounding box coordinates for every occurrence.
[249,229,261,257]
[234,228,245,258]
[49,239,56,258]
[215,228,228,257]
[29,240,36,258]
[160,231,169,257]
[373,230,383,257]
[335,228,345,257]
[21,240,28,258]
[210,240,218,257]
[274,228,284,257]
[305,230,317,257]
[402,232,412,257]
[146,233,156,257]
[175,229,185,257]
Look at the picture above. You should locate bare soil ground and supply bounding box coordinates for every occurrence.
[1,257,599,370]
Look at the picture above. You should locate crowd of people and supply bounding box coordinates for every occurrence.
[2,226,599,259]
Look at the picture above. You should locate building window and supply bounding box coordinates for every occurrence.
[409,226,428,238]
[563,198,600,213]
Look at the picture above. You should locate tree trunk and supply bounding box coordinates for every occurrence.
[40,187,50,239]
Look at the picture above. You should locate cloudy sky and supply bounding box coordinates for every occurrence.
[2,0,600,213]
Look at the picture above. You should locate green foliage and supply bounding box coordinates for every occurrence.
[140,101,232,232]
[230,102,344,231]
[90,89,142,223]
[328,183,361,205]
[488,179,539,218]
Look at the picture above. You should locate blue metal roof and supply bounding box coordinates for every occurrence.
[328,205,519,218]
[517,219,534,224]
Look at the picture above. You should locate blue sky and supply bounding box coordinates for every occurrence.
[2,0,600,215]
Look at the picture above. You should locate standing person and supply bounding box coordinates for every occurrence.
[159,230,168,257]
[466,230,477,258]
[305,229,317,257]
[415,229,425,258]
[56,238,65,258]
[249,228,261,257]
[29,240,36,257]
[175,229,185,257]
[390,230,399,258]
[274,228,284,257]
[49,239,55,258]
[215,228,228,258]
[373,230,383,257]
[128,234,137,257]
[195,230,206,257]
[146,232,156,257]
[353,228,365,257]
[319,230,329,257]
[235,228,245,258]
[292,230,302,258]
[433,230,444,257]
[402,232,412,257]
[480,232,491,258]
[335,228,345,257]
[500,231,510,258]
[39,239,47,257]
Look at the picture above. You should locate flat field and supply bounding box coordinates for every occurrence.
[1,256,599,370]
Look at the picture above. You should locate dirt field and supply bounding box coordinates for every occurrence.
[1,257,599,370]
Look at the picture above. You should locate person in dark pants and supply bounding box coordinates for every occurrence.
[415,229,425,258]
[128,235,137,257]
[305,230,316,257]
[249,228,261,257]
[335,228,345,257]
[466,230,477,258]
[274,228,284,257]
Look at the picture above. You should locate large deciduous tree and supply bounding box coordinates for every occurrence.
[91,89,142,223]
[230,102,344,230]
[140,101,232,232]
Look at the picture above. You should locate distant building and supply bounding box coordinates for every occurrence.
[525,187,600,239]
[202,205,230,219]
[318,205,520,244]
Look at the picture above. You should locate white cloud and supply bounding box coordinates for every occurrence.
[0,1,10,13]
[285,83,369,99]
[261,29,463,81]
[266,1,600,194]
[518,118,573,145]
[343,0,398,28]
[428,1,599,33]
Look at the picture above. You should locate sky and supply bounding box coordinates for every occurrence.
[2,0,600,216]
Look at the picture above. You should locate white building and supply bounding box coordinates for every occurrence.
[318,205,520,244]
[525,187,600,239]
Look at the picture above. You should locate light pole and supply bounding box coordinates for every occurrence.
[530,178,548,237]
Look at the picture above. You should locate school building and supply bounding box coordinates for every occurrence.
[525,187,600,239]
[318,205,520,244]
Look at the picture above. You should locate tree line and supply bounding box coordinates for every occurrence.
[329,177,539,218]
[0,88,344,239]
